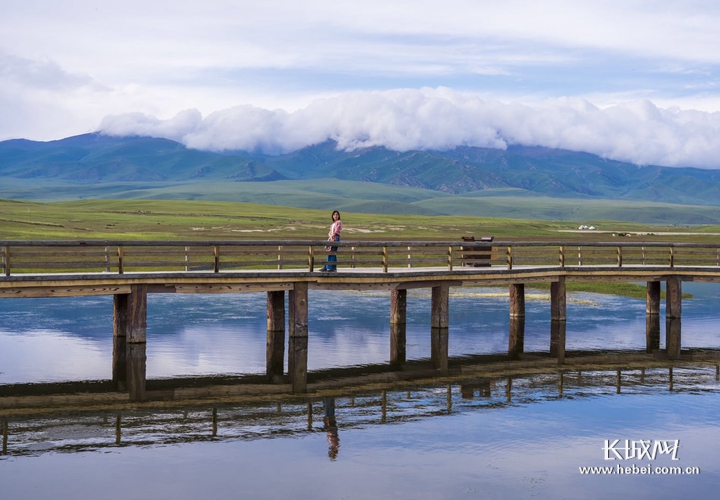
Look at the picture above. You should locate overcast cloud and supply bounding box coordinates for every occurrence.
[3,0,720,167]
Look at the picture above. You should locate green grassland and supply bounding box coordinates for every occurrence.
[2,197,718,242]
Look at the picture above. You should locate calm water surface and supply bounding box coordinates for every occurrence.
[1,283,719,498]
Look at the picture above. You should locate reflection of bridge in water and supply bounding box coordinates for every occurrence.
[2,239,720,396]
[1,352,719,458]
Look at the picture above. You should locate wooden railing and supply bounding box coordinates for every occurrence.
[1,240,719,276]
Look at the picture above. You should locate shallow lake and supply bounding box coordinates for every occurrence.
[1,283,719,499]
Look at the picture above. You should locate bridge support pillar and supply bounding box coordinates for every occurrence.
[646,281,661,315]
[431,283,449,328]
[288,283,308,393]
[646,281,661,353]
[550,277,566,321]
[266,291,286,381]
[508,316,525,359]
[390,290,407,366]
[430,283,449,373]
[666,277,682,320]
[113,285,147,343]
[509,283,525,318]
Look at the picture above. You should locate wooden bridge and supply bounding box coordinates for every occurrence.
[2,239,720,398]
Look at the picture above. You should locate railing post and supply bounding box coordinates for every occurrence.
[213,245,220,273]
[559,246,565,268]
[277,245,283,270]
[2,245,8,276]
[407,246,412,268]
[117,246,124,275]
[105,246,110,273]
[308,246,314,272]
[669,246,675,268]
[642,246,646,266]
[506,246,513,270]
[351,246,356,269]
[382,246,388,273]
[448,246,453,271]
[577,246,582,266]
[185,246,190,271]
[617,246,622,267]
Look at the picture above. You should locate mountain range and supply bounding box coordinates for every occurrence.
[2,133,720,223]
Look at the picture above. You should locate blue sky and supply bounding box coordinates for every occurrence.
[2,0,720,167]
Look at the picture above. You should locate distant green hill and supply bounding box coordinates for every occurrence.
[3,133,720,224]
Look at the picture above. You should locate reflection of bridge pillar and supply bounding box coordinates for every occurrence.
[2,419,7,454]
[666,277,682,320]
[266,291,286,380]
[550,320,566,364]
[127,342,147,402]
[288,282,308,393]
[431,327,449,372]
[550,277,566,321]
[390,290,407,366]
[115,414,121,445]
[431,283,449,328]
[509,283,525,318]
[666,318,682,360]
[113,285,147,343]
[508,317,525,360]
[112,335,127,391]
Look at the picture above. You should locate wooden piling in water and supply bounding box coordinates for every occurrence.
[390,289,407,325]
[509,283,525,318]
[390,289,407,366]
[266,291,286,380]
[666,318,681,360]
[288,283,308,393]
[112,335,127,391]
[550,277,566,322]
[646,314,660,353]
[550,320,566,364]
[431,283,449,329]
[390,323,406,367]
[113,285,147,343]
[666,277,682,320]
[508,317,525,359]
[126,342,147,402]
[646,281,661,315]
[431,327,449,372]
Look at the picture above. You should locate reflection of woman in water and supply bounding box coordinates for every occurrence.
[323,397,340,460]
[320,211,342,272]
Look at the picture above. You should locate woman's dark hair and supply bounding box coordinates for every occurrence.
[331,210,341,220]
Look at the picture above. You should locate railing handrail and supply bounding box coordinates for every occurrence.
[2,239,719,277]
[0,239,718,248]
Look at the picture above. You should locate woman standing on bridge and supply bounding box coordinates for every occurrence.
[320,210,342,272]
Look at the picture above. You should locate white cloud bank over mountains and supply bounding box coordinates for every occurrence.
[99,88,720,169]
